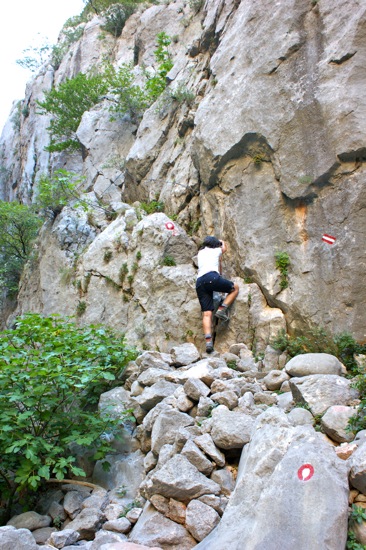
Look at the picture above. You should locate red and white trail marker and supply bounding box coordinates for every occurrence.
[165,221,177,236]
[322,233,336,245]
[297,463,314,482]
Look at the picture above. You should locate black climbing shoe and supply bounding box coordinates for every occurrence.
[206,342,214,354]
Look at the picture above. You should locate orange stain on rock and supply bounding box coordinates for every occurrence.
[295,203,308,243]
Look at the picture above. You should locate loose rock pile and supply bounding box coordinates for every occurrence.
[1,344,365,549]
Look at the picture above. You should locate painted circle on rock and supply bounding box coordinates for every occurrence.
[297,463,314,481]
[165,222,175,230]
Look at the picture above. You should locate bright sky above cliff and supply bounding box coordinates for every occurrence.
[0,0,85,132]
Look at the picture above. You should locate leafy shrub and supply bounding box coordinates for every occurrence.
[145,32,173,102]
[162,255,176,266]
[0,202,41,297]
[274,251,290,289]
[34,170,85,217]
[139,199,164,214]
[16,42,52,73]
[76,300,87,316]
[37,72,109,152]
[102,3,137,37]
[0,314,136,517]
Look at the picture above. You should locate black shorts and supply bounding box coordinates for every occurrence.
[196,271,235,312]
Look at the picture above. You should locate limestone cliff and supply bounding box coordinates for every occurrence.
[0,0,365,348]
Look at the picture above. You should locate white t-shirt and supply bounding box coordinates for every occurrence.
[197,247,222,278]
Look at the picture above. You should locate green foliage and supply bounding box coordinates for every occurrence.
[16,42,52,73]
[162,255,176,266]
[189,0,204,14]
[0,314,137,513]
[102,3,137,37]
[0,202,42,297]
[347,530,366,550]
[119,263,129,283]
[145,32,173,102]
[76,300,87,316]
[136,250,142,261]
[103,249,113,263]
[274,251,290,290]
[350,506,366,525]
[105,61,150,123]
[170,84,195,106]
[37,73,109,152]
[34,170,85,217]
[140,199,164,214]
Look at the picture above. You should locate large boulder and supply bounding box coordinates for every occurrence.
[140,455,221,501]
[289,374,359,415]
[195,408,349,550]
[210,406,254,450]
[285,353,344,377]
[0,526,39,550]
[129,504,196,550]
[7,511,51,531]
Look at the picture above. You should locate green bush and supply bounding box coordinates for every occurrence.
[102,3,137,37]
[145,32,173,102]
[0,313,136,518]
[37,72,109,152]
[0,202,42,297]
[274,251,290,290]
[34,170,85,217]
[162,255,176,266]
[139,199,164,214]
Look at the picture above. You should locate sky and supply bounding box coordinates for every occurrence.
[0,0,85,132]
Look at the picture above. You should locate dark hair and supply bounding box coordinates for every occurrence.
[199,236,222,250]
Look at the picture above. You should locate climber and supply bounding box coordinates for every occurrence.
[196,236,239,354]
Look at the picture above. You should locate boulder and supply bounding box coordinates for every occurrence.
[0,526,39,550]
[136,380,180,411]
[349,441,366,493]
[185,500,221,542]
[320,405,356,443]
[183,378,211,401]
[32,527,55,545]
[63,491,84,519]
[89,530,128,549]
[287,407,314,426]
[210,406,254,450]
[194,433,226,468]
[285,353,343,377]
[210,467,236,496]
[263,370,290,391]
[195,408,349,550]
[170,343,200,366]
[102,517,132,533]
[46,529,79,548]
[140,455,221,501]
[151,409,194,454]
[210,390,239,409]
[129,504,196,549]
[65,509,102,540]
[181,439,214,475]
[289,374,359,415]
[7,511,51,531]
[137,368,173,387]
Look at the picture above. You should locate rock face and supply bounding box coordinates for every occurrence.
[195,408,349,550]
[0,0,365,344]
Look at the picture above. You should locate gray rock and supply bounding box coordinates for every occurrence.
[48,501,67,522]
[263,370,290,391]
[349,441,366,493]
[32,527,55,545]
[156,443,177,468]
[137,368,173,387]
[126,508,143,524]
[63,491,84,519]
[136,351,173,370]
[210,467,236,496]
[285,353,343,377]
[102,518,131,533]
[47,529,80,548]
[184,378,211,401]
[276,392,295,412]
[140,455,221,501]
[93,450,145,495]
[89,530,127,549]
[7,511,51,531]
[151,409,194,454]
[195,408,349,550]
[170,343,200,366]
[287,407,314,426]
[136,380,180,411]
[165,360,216,386]
[210,390,238,409]
[186,500,220,542]
[321,405,356,443]
[144,451,158,472]
[210,406,254,450]
[129,504,196,549]
[181,439,214,475]
[65,509,102,540]
[289,374,359,415]
[0,526,39,549]
[253,392,278,406]
[194,433,226,468]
